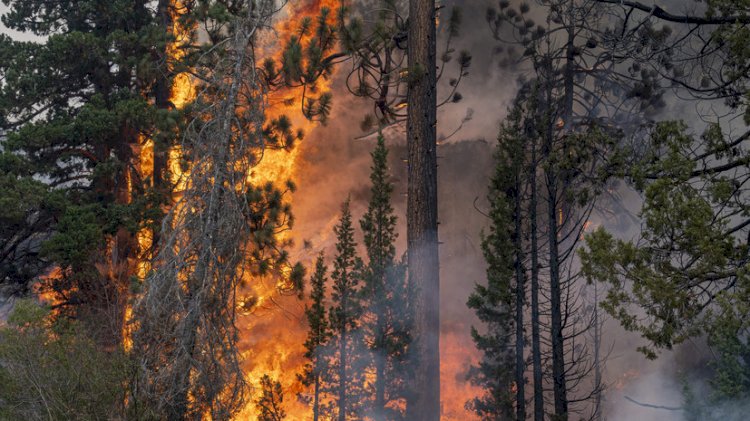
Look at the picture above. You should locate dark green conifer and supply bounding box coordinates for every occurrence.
[329,199,366,421]
[0,0,172,345]
[360,136,412,420]
[300,254,331,421]
[466,110,523,420]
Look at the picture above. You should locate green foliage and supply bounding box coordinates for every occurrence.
[359,136,412,419]
[581,120,750,395]
[330,200,365,333]
[303,255,331,370]
[466,107,522,419]
[327,199,367,420]
[299,254,332,421]
[707,291,750,400]
[0,0,176,312]
[0,299,129,420]
[41,205,104,269]
[0,152,62,285]
[263,6,339,123]
[244,180,303,292]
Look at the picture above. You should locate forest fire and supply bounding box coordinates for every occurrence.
[8,0,745,420]
[155,1,486,418]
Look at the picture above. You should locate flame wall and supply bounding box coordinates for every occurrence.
[161,1,493,419]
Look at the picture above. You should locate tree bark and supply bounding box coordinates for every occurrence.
[153,0,172,194]
[375,323,386,420]
[545,75,568,420]
[529,136,544,421]
[339,291,348,421]
[406,0,440,419]
[313,373,320,421]
[406,0,440,421]
[514,170,526,421]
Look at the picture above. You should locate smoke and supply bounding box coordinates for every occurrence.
[6,0,743,419]
[289,71,498,417]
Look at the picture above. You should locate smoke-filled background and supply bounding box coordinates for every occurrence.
[0,0,740,419]
[276,1,731,419]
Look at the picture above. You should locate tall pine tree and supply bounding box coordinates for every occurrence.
[300,253,331,421]
[360,136,412,420]
[467,107,523,420]
[0,0,172,346]
[329,199,367,421]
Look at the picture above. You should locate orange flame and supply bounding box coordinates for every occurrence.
[156,1,485,419]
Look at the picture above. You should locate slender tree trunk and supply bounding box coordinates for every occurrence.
[549,5,576,416]
[339,294,348,421]
[375,322,386,420]
[562,0,576,131]
[545,73,568,419]
[514,173,526,421]
[154,0,171,194]
[547,174,567,420]
[529,137,544,421]
[313,373,320,421]
[592,282,602,421]
[406,0,440,419]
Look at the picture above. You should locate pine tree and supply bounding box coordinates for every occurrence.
[0,0,170,346]
[300,253,331,421]
[329,199,366,421]
[132,2,300,418]
[257,375,287,421]
[360,136,412,420]
[467,108,523,421]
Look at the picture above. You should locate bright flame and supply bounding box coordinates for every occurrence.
[441,327,482,421]
[155,1,483,419]
[236,2,339,417]
[130,0,195,352]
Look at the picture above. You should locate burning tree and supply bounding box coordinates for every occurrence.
[132,1,304,418]
[257,374,287,421]
[0,0,173,347]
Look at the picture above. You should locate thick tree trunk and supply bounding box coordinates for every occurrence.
[529,138,544,421]
[514,175,525,421]
[405,0,440,419]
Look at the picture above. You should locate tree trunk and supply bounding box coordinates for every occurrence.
[339,294,348,421]
[529,137,544,421]
[545,74,568,419]
[548,171,568,421]
[514,172,526,421]
[154,0,172,194]
[375,323,386,420]
[313,373,320,421]
[406,0,440,420]
[592,281,602,421]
